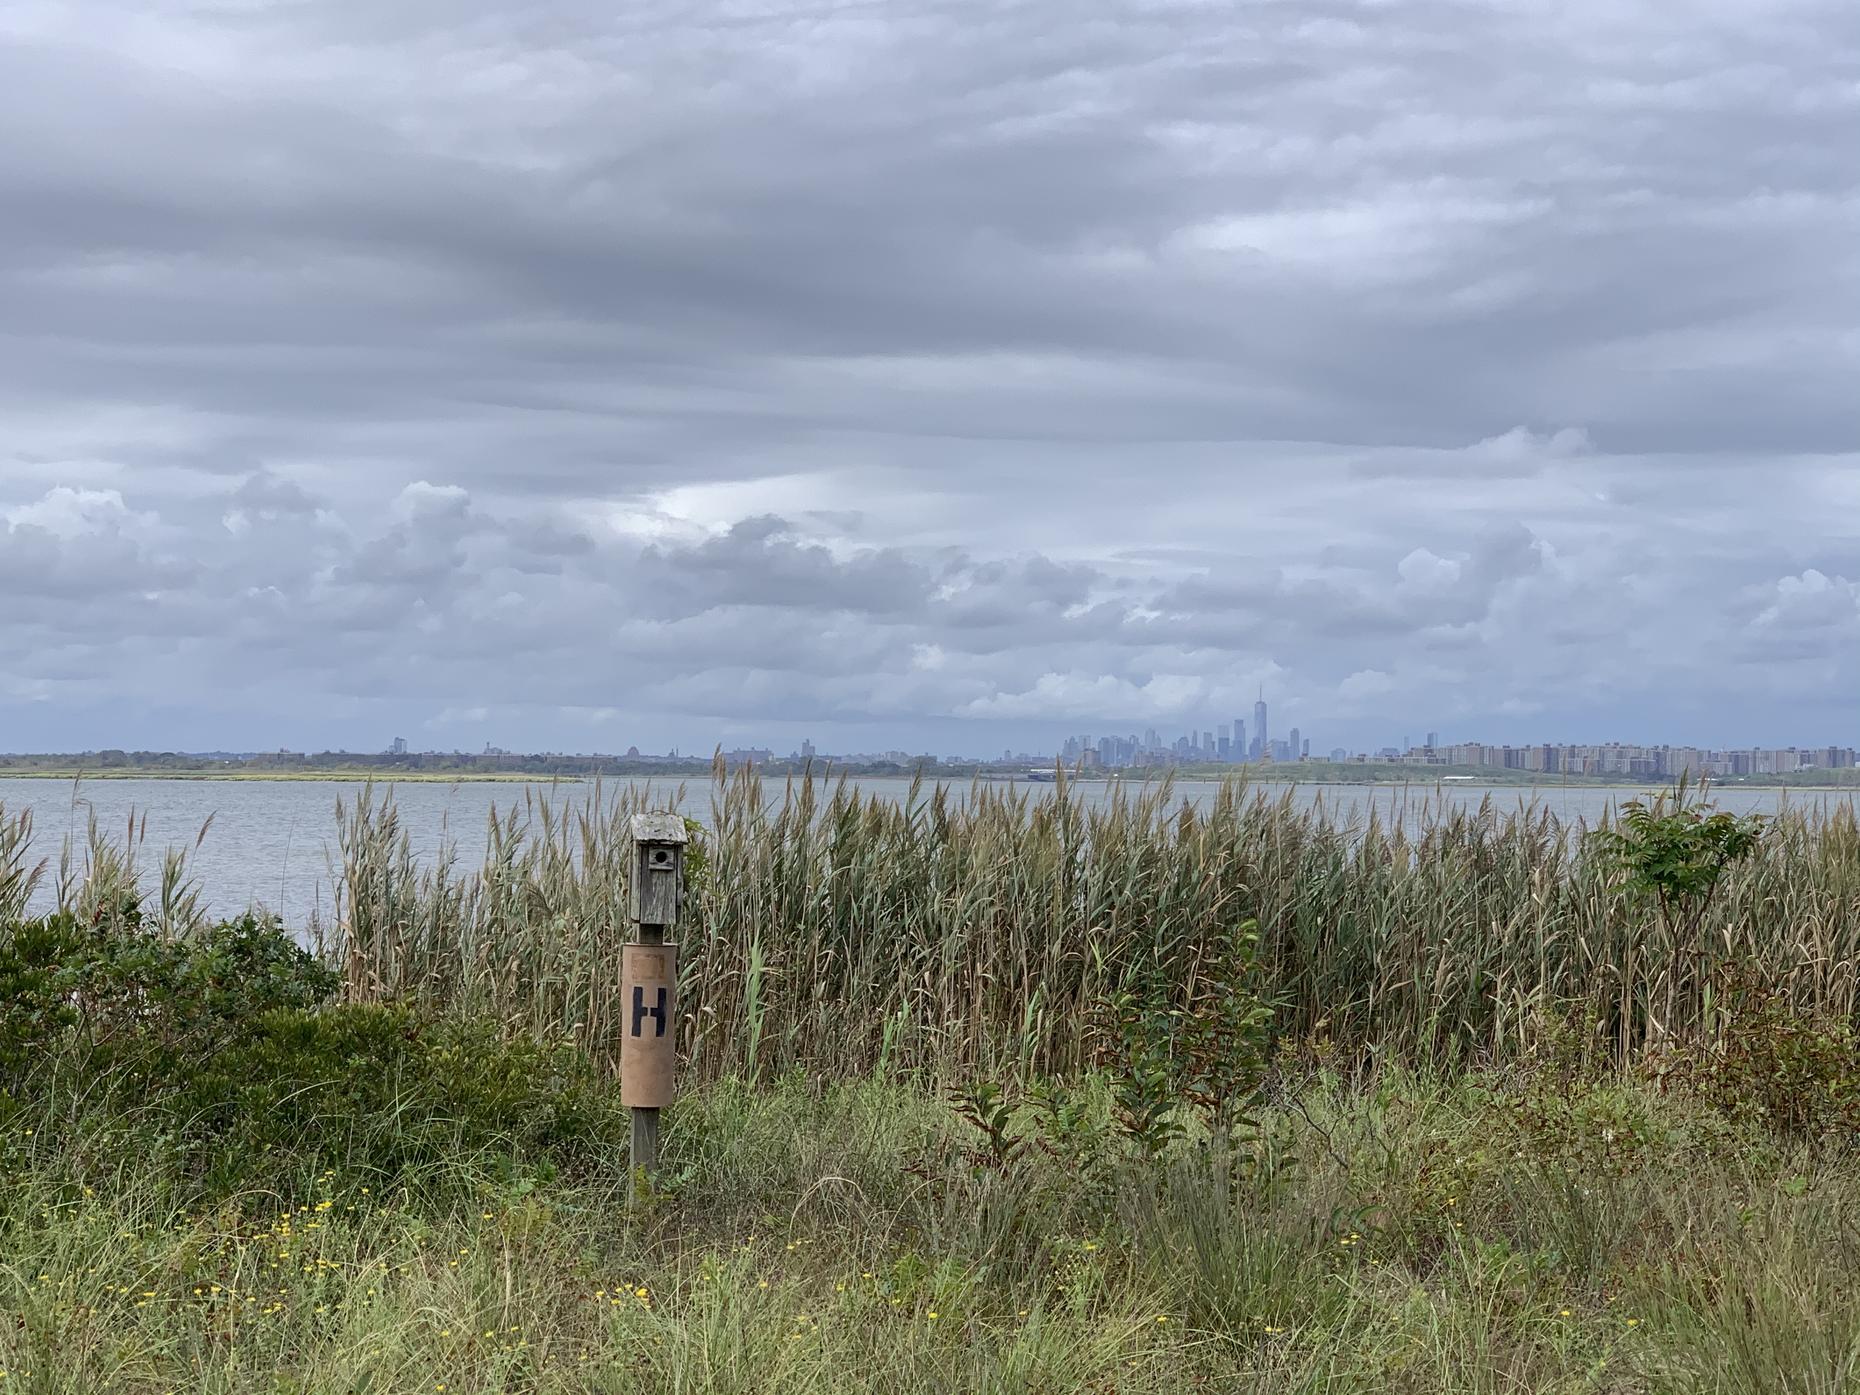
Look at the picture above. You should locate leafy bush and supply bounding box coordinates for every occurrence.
[0,912,337,1081]
[174,1005,626,1190]
[0,914,624,1193]
[1658,976,1860,1146]
[1094,919,1274,1158]
[948,1080,1030,1171]
[1591,784,1765,938]
[1509,1076,1677,1177]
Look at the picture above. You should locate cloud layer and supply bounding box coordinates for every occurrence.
[2,0,1856,753]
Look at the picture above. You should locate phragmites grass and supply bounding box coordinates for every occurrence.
[325,763,1860,1080]
[21,769,1860,1077]
[0,802,44,923]
[47,805,214,939]
[1,797,213,938]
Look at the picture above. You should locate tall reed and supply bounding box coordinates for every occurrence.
[323,766,1860,1079]
[19,772,1860,1076]
[330,781,657,1048]
[0,803,45,923]
[49,807,212,938]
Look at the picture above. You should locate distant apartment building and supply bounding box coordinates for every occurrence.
[1397,739,1855,779]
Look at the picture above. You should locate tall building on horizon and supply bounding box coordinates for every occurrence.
[1254,691,1269,760]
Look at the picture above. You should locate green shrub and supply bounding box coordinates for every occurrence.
[174,1005,626,1190]
[1,914,623,1194]
[1094,919,1274,1158]
[1509,1076,1676,1177]
[1659,978,1860,1146]
[1590,784,1765,940]
[0,911,337,1082]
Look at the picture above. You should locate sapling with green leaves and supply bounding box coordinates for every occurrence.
[1592,779,1765,941]
[1095,919,1274,1162]
[1591,779,1766,1050]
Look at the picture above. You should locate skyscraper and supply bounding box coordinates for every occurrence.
[1232,718,1245,762]
[1254,692,1269,759]
[1288,726,1301,762]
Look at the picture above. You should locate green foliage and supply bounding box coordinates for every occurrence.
[173,1006,625,1190]
[1659,974,1860,1145]
[1592,784,1766,936]
[1509,1075,1678,1178]
[1099,987,1188,1158]
[0,912,337,1081]
[948,1080,1029,1171]
[0,914,620,1193]
[1094,919,1275,1158]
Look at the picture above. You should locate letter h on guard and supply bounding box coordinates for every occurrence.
[631,984,668,1038]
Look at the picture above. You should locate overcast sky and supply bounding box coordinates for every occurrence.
[2,0,1856,758]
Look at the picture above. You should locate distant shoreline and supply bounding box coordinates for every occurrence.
[3,764,1855,791]
[0,769,576,783]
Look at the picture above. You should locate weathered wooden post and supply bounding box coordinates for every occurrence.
[622,812,686,1180]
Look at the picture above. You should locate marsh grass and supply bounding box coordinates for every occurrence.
[324,766,1860,1078]
[0,803,41,922]
[7,1072,1860,1394]
[14,768,1860,1076]
[0,799,213,939]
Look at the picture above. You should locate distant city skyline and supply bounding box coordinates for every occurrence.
[1051,694,1311,769]
[16,705,1858,784]
[14,707,1859,767]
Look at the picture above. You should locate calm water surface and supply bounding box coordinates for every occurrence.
[2,775,1847,930]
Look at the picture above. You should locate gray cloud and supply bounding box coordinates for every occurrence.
[2,0,1857,754]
